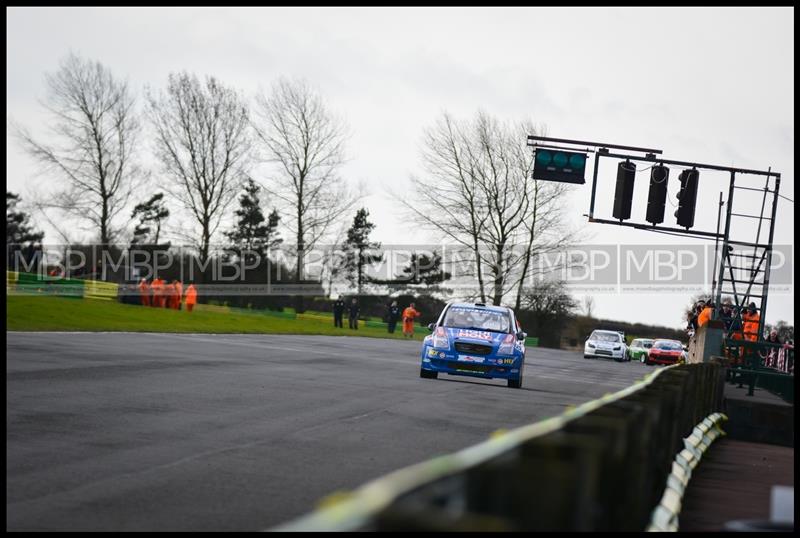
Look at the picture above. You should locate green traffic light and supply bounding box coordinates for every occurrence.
[552,152,568,168]
[569,153,586,169]
[536,149,552,166]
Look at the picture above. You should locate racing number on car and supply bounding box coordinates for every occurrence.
[457,329,493,340]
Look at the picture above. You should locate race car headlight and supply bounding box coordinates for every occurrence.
[613,345,621,350]
[587,343,596,349]
[498,333,515,355]
[432,326,450,349]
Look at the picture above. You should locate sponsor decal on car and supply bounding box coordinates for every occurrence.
[498,358,515,364]
[457,354,485,363]
[427,347,439,358]
[456,329,493,341]
[439,352,445,359]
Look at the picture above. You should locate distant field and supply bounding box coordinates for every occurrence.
[6,295,424,340]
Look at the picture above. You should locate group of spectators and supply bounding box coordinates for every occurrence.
[331,298,421,338]
[137,278,197,312]
[688,298,794,373]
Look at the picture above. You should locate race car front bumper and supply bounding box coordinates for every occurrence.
[584,347,625,360]
[420,346,522,380]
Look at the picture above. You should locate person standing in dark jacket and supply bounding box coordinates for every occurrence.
[348,298,360,330]
[720,299,734,333]
[387,301,401,334]
[333,297,345,328]
[686,300,705,338]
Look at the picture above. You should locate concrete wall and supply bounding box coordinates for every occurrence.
[688,322,725,364]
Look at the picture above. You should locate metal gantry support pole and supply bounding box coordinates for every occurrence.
[710,192,724,317]
[715,172,736,315]
[758,175,781,340]
[751,169,771,279]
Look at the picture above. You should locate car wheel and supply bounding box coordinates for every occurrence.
[508,377,522,389]
[584,354,591,359]
[420,369,438,379]
[640,353,646,364]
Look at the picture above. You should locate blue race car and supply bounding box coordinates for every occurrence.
[419,302,527,388]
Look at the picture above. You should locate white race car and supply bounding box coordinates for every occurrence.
[584,330,628,361]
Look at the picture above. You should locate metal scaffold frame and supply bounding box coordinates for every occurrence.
[526,135,783,353]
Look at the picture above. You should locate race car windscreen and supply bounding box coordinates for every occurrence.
[654,341,683,350]
[589,331,621,342]
[442,306,511,333]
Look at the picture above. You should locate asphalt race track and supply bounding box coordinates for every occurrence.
[7,332,658,531]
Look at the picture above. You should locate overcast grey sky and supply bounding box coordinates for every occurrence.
[6,7,794,329]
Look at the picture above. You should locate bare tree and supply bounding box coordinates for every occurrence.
[402,111,576,306]
[251,77,357,281]
[319,222,349,298]
[10,53,143,245]
[583,296,595,318]
[402,112,490,301]
[147,72,251,264]
[519,277,579,343]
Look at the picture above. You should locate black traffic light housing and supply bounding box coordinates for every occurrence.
[646,164,669,224]
[675,168,699,228]
[533,149,587,184]
[612,160,636,221]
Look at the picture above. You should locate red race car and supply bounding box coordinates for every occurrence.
[645,339,684,365]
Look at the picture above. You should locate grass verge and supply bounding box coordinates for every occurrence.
[6,295,425,341]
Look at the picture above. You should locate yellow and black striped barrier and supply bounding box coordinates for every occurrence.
[83,279,119,301]
[7,270,19,291]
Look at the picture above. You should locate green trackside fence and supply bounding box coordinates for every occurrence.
[8,270,88,298]
[8,270,119,300]
[273,363,725,532]
[525,336,539,347]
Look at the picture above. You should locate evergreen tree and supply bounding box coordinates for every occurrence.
[131,193,170,246]
[342,208,382,295]
[225,178,282,266]
[7,192,45,270]
[399,251,451,286]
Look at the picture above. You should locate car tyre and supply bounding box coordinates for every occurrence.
[420,368,438,379]
[584,354,592,359]
[508,377,522,389]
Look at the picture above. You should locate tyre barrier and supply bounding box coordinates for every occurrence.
[271,363,725,532]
